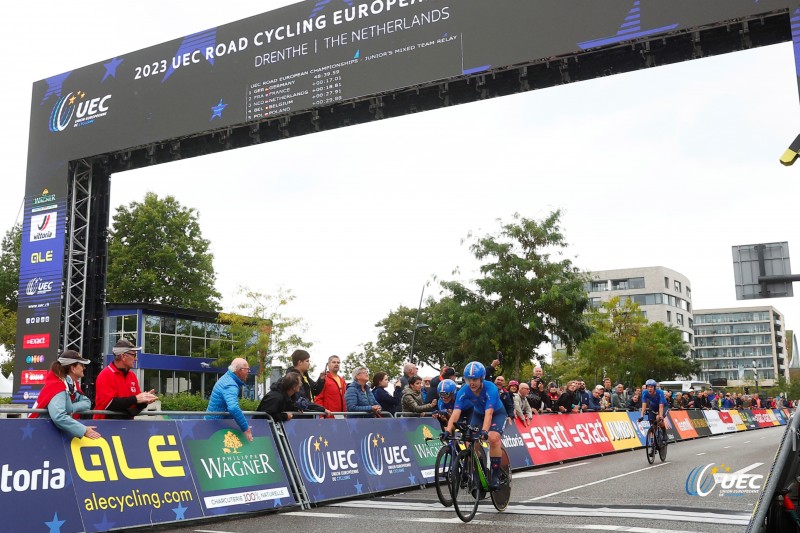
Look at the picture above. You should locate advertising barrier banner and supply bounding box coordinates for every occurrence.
[516,412,614,465]
[751,409,779,428]
[715,410,739,433]
[598,412,641,451]
[704,410,733,434]
[728,410,749,431]
[667,411,698,440]
[687,410,712,437]
[177,419,295,514]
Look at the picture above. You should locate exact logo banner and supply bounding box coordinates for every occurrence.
[516,412,614,465]
[180,420,293,513]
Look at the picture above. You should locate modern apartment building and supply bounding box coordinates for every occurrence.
[692,306,786,388]
[586,267,694,346]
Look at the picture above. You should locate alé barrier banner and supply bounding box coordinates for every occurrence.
[0,419,295,533]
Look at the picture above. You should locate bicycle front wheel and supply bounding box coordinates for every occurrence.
[434,445,454,507]
[645,426,656,465]
[490,446,512,512]
[658,427,668,462]
[451,450,480,522]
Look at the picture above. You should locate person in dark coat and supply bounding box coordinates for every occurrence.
[284,349,325,409]
[372,372,403,415]
[257,373,302,422]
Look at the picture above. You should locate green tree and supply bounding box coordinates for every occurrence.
[440,211,593,379]
[374,299,457,370]
[569,297,699,387]
[0,224,21,372]
[341,341,403,381]
[107,193,221,311]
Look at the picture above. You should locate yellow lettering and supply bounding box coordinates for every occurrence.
[112,436,154,479]
[72,438,118,482]
[149,435,186,478]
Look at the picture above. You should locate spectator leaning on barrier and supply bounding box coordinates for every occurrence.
[372,372,403,415]
[627,390,642,411]
[583,385,604,412]
[284,349,325,408]
[526,379,543,414]
[257,373,303,422]
[314,355,347,415]
[538,381,553,412]
[611,383,629,411]
[673,392,685,410]
[685,388,697,409]
[402,376,437,416]
[721,392,735,409]
[93,339,158,420]
[30,350,101,439]
[514,382,533,424]
[547,382,560,408]
[205,358,253,442]
[494,375,515,422]
[345,367,382,417]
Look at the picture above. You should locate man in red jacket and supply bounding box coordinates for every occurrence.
[93,339,158,419]
[314,355,346,416]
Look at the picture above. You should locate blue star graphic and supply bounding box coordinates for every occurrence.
[21,422,37,439]
[179,420,197,440]
[353,480,363,494]
[102,57,124,82]
[44,512,66,533]
[41,72,72,104]
[172,502,188,520]
[93,512,116,532]
[525,457,531,466]
[210,98,227,121]
[407,473,417,484]
[273,498,283,508]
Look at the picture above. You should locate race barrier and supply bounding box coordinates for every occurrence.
[0,408,789,531]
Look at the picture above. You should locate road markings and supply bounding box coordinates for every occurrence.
[285,511,356,518]
[524,462,670,502]
[696,452,706,456]
[513,462,590,479]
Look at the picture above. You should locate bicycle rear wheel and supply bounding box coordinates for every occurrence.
[645,426,656,465]
[490,446,512,512]
[451,450,480,522]
[434,445,454,507]
[658,427,668,462]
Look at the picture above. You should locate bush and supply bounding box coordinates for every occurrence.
[158,392,260,412]
[0,397,10,405]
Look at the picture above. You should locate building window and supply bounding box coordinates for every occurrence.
[676,313,684,326]
[686,286,691,299]
[590,281,608,292]
[664,277,669,289]
[108,314,138,353]
[674,280,682,293]
[667,310,672,323]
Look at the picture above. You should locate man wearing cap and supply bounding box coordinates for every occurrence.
[205,358,254,442]
[93,339,158,420]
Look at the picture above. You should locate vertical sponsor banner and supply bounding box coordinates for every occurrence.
[283,418,368,503]
[728,410,748,431]
[716,411,739,432]
[350,418,425,493]
[662,412,680,442]
[178,419,296,514]
[598,412,640,451]
[687,410,712,437]
[67,420,203,530]
[739,409,759,429]
[668,411,698,440]
[517,413,614,466]
[703,410,729,434]
[0,419,84,533]
[771,409,787,425]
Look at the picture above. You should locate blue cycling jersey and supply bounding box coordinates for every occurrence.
[642,389,667,413]
[454,380,505,415]
[438,397,455,411]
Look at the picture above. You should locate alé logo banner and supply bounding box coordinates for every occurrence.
[68,420,204,529]
[0,419,84,533]
[686,462,764,497]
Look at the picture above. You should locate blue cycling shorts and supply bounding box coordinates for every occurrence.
[469,410,507,435]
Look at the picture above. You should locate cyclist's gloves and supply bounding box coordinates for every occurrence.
[479,430,489,441]
[637,417,644,422]
[440,431,450,442]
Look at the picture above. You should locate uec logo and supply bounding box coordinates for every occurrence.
[49,91,112,132]
[297,435,359,484]
[360,432,410,476]
[686,463,763,497]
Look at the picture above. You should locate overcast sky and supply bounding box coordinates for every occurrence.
[3,1,800,374]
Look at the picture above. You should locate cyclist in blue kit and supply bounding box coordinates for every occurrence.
[444,361,507,489]
[639,378,668,429]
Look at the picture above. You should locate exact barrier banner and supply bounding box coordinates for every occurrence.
[516,412,614,465]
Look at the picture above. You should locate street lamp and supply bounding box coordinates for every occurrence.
[752,360,759,394]
[409,322,429,365]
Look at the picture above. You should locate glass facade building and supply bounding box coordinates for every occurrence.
[692,306,786,387]
[105,303,257,399]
